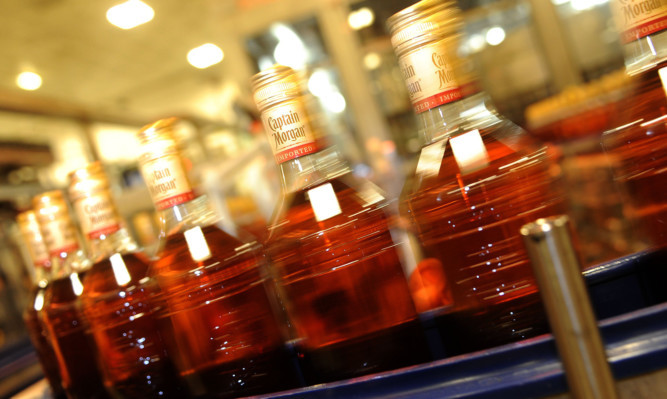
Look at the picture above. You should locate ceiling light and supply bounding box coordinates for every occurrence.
[348,7,375,30]
[187,43,224,69]
[16,71,42,91]
[486,27,506,46]
[107,0,154,30]
[363,52,382,70]
[308,69,334,97]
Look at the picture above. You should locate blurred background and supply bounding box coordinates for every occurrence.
[0,0,627,383]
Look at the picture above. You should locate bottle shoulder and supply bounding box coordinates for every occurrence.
[266,173,397,245]
[151,223,264,281]
[82,252,151,299]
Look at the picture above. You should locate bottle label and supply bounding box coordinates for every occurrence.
[261,100,317,163]
[41,219,79,257]
[612,0,667,43]
[23,224,50,266]
[140,155,195,210]
[399,44,462,114]
[73,193,121,239]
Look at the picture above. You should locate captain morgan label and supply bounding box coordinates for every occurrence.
[399,43,463,114]
[41,218,79,257]
[22,221,50,266]
[73,193,121,239]
[261,100,317,163]
[140,155,195,210]
[612,0,667,43]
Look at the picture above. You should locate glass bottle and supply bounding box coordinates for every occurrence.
[67,161,185,397]
[250,65,431,384]
[387,0,566,354]
[17,210,65,399]
[604,0,667,248]
[135,118,299,398]
[32,191,108,399]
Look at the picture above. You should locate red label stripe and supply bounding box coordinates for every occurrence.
[156,191,196,210]
[275,142,318,164]
[413,88,463,114]
[621,15,667,43]
[87,224,121,239]
[49,243,80,258]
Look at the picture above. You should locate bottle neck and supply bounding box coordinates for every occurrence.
[50,246,91,279]
[159,195,219,237]
[623,29,667,75]
[31,264,51,288]
[278,146,350,193]
[415,90,503,146]
[85,228,139,262]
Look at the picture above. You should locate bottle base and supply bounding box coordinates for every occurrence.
[297,319,432,385]
[182,346,301,399]
[429,293,549,356]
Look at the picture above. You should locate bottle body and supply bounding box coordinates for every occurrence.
[266,173,431,383]
[135,119,300,398]
[388,0,566,354]
[23,284,65,399]
[42,271,109,399]
[603,62,667,248]
[403,121,563,352]
[81,252,184,397]
[150,221,298,398]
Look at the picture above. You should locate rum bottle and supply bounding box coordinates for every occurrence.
[605,0,667,248]
[32,191,108,399]
[68,161,185,398]
[135,118,299,398]
[250,65,431,384]
[387,0,566,354]
[17,210,65,399]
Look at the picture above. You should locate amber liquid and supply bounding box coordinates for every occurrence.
[604,63,667,247]
[23,286,65,399]
[42,272,109,399]
[266,175,431,384]
[404,126,564,354]
[151,224,298,398]
[81,252,185,398]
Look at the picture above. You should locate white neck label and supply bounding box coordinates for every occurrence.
[73,193,121,239]
[612,0,667,43]
[140,155,195,210]
[261,100,317,163]
[399,43,462,113]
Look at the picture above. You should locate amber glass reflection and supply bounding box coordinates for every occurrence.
[604,63,667,247]
[266,176,431,384]
[23,285,65,399]
[42,272,109,399]
[403,126,563,353]
[151,225,298,398]
[81,252,184,397]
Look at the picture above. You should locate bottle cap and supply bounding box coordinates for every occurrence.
[33,190,70,221]
[387,0,461,59]
[136,117,181,164]
[250,64,302,112]
[67,161,110,202]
